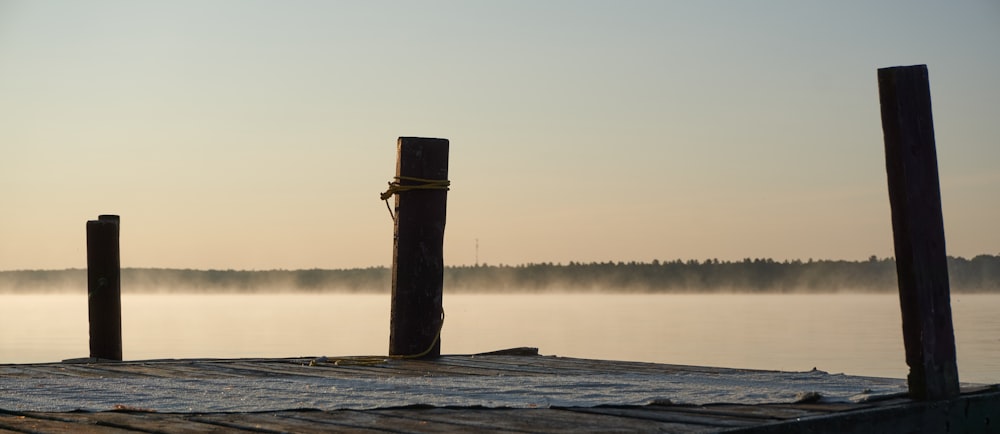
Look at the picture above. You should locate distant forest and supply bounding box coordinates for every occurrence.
[2,255,999,294]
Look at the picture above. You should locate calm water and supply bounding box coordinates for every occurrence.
[1,293,997,384]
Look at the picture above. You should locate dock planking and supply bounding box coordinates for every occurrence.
[1,350,997,433]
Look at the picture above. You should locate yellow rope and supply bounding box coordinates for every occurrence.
[380,176,450,220]
[380,176,450,200]
[308,311,444,367]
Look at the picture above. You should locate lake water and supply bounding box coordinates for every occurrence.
[1,293,997,384]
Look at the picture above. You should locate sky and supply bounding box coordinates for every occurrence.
[1,1,998,270]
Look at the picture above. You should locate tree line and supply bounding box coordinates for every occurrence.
[1,255,998,293]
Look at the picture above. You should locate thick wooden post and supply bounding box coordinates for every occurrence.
[388,137,449,358]
[878,65,959,400]
[87,214,122,361]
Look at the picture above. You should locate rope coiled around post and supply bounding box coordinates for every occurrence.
[380,176,450,220]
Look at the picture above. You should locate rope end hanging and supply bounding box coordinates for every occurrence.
[379,181,396,201]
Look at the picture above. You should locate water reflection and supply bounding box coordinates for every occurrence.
[1,293,997,384]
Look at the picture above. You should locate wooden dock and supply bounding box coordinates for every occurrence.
[11,73,985,432]
[2,350,997,433]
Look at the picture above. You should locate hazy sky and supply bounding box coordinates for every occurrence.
[2,1,998,270]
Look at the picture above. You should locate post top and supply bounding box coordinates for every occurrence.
[88,215,120,226]
[398,136,449,143]
[877,64,928,73]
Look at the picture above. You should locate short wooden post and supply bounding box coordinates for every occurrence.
[878,64,960,400]
[87,214,122,361]
[388,137,449,358]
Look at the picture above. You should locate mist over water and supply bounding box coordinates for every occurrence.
[3,255,999,293]
[2,293,998,385]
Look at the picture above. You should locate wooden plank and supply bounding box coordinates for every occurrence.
[280,357,425,376]
[62,362,173,378]
[440,355,722,380]
[664,404,819,421]
[177,361,287,378]
[441,354,652,376]
[768,402,858,413]
[258,360,395,377]
[148,360,295,378]
[1,364,112,378]
[0,366,25,376]
[370,407,713,434]
[192,411,389,433]
[432,356,597,376]
[300,359,454,378]
[25,411,237,433]
[166,361,325,379]
[53,364,149,378]
[200,359,342,377]
[30,360,208,379]
[108,362,250,379]
[223,361,365,378]
[564,406,759,428]
[0,412,137,434]
[285,409,518,433]
[391,358,552,377]
[547,356,769,376]
[475,354,762,376]
[301,356,548,378]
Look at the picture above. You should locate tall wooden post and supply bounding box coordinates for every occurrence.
[878,64,959,400]
[388,137,449,358]
[87,214,122,361]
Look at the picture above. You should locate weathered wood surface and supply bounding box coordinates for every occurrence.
[878,64,960,400]
[1,353,996,433]
[86,215,122,361]
[389,136,449,358]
